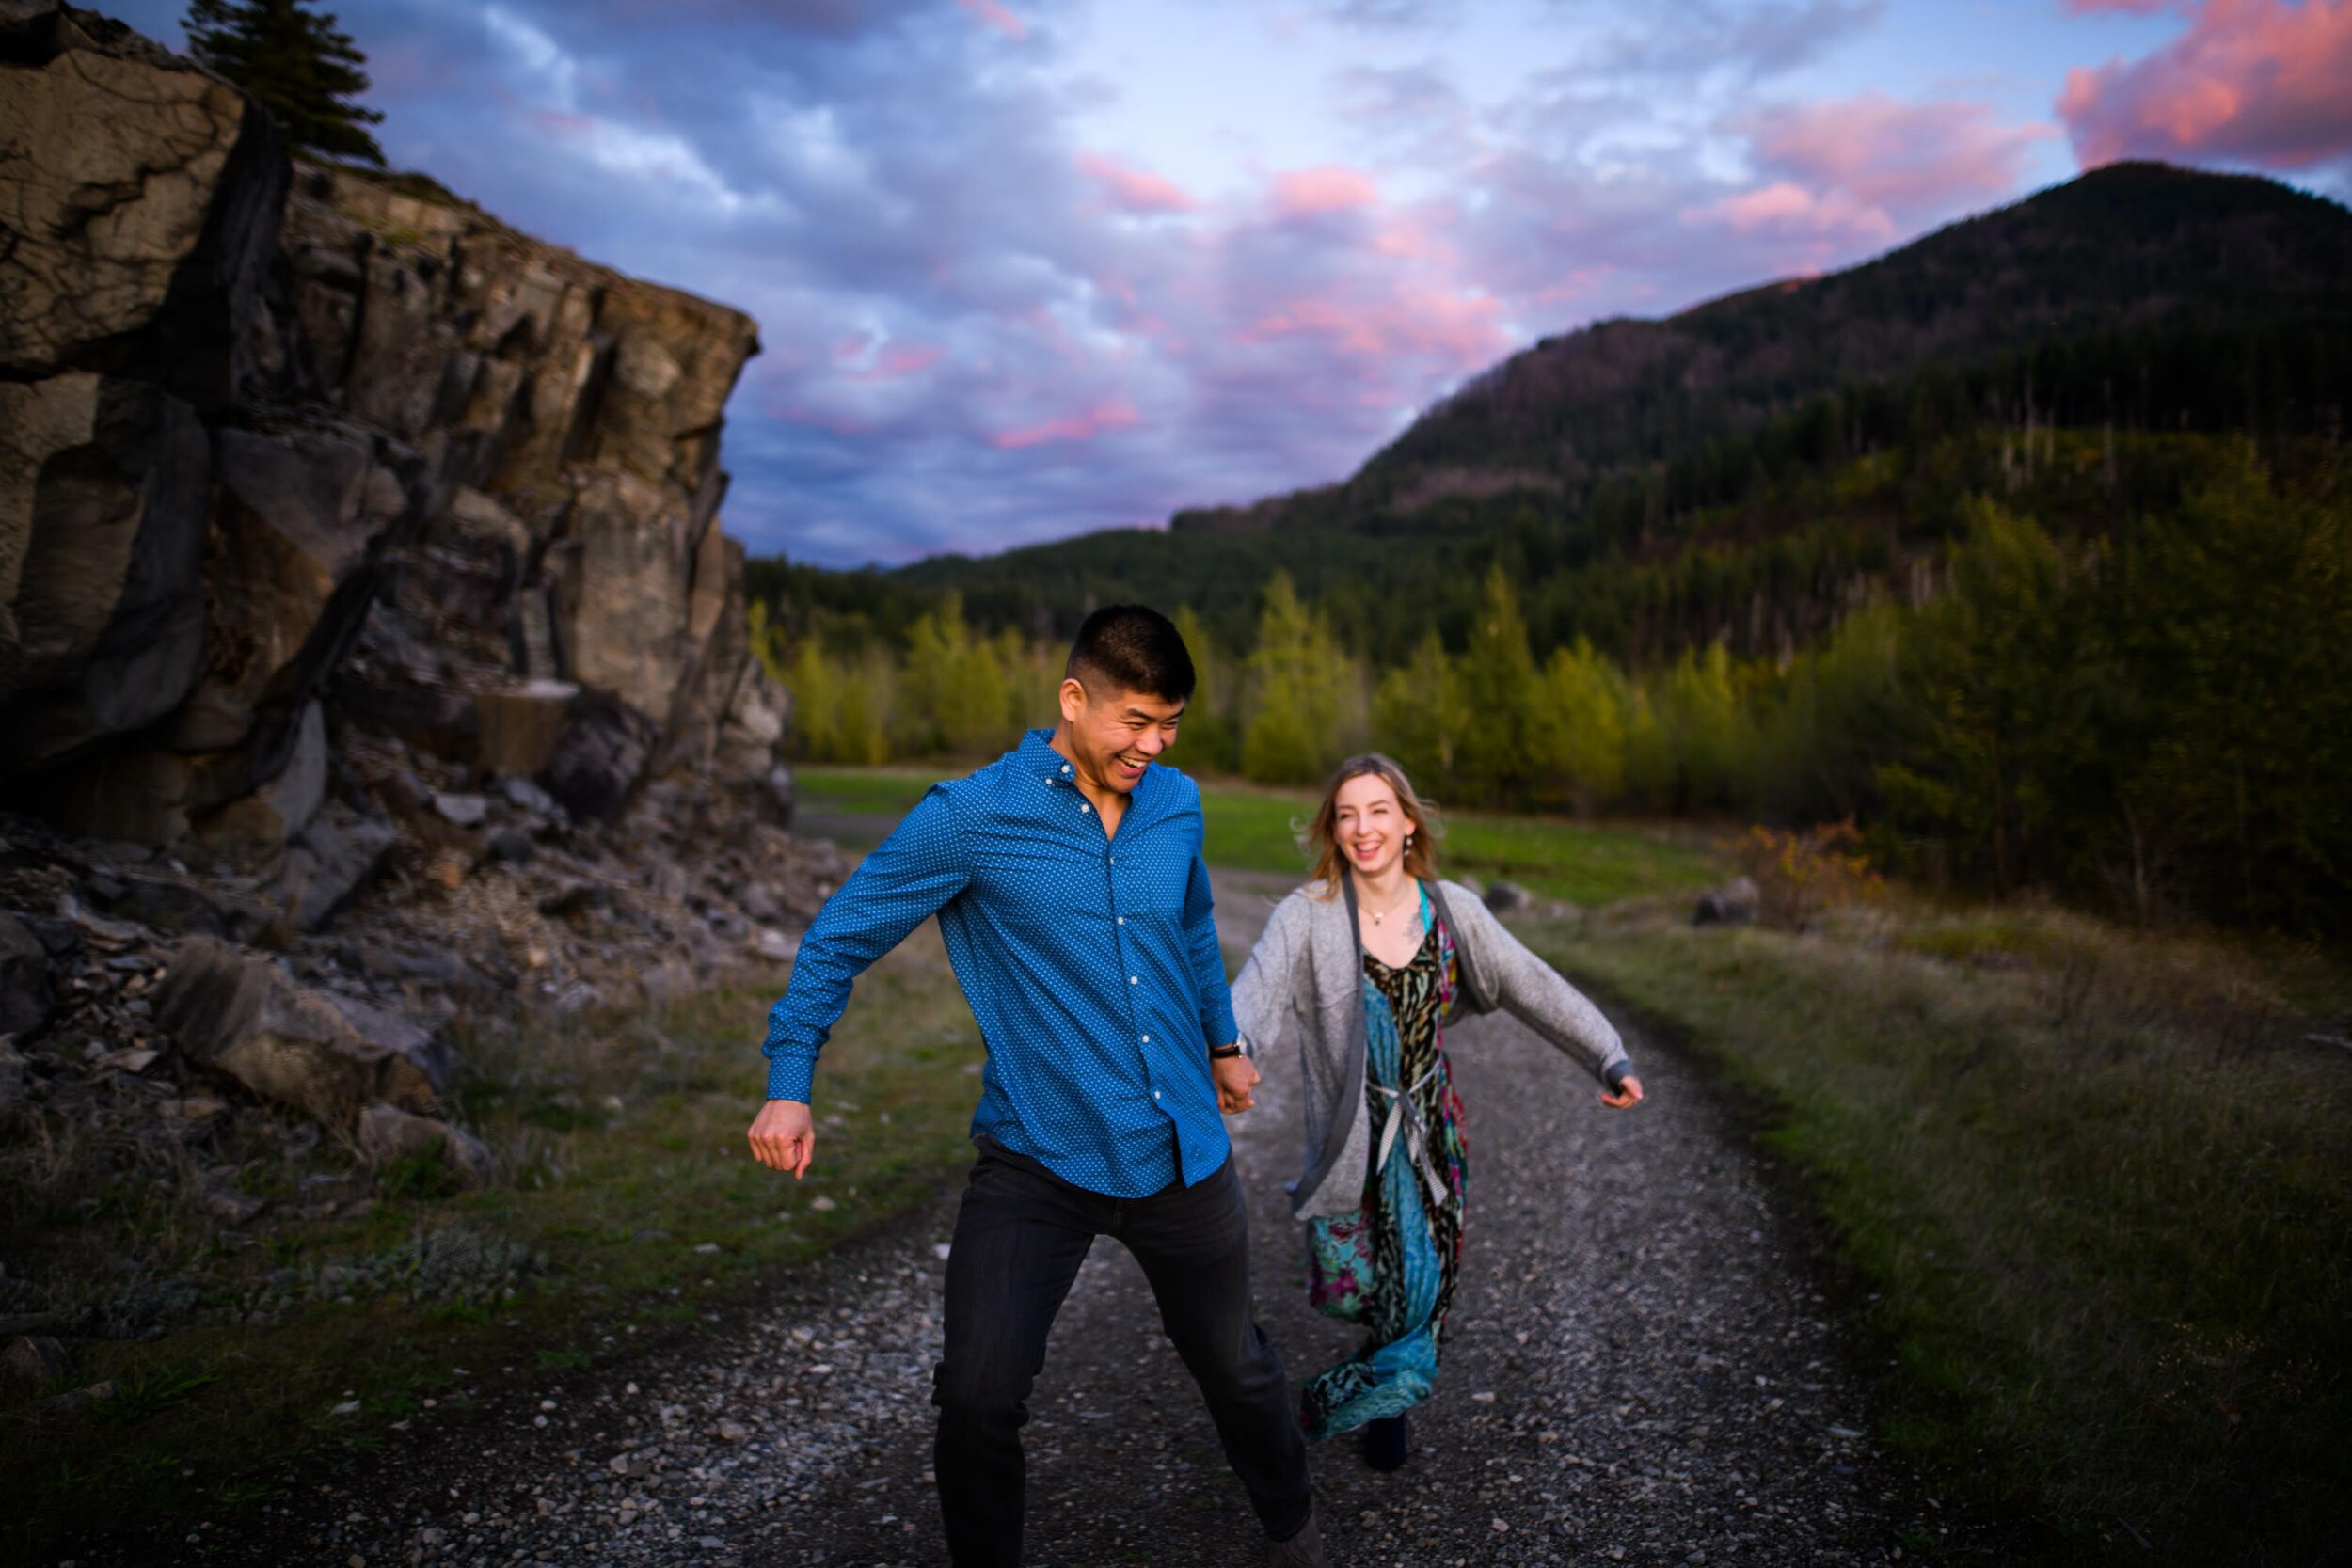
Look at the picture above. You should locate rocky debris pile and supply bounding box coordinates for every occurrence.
[0,7,823,1256]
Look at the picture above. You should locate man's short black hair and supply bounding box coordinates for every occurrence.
[1066,604,1196,703]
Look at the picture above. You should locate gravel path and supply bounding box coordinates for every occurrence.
[192,872,1937,1568]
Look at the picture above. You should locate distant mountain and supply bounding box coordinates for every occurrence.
[825,162,2352,658]
[1210,160,2352,529]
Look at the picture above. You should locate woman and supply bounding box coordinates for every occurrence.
[1230,753,1643,1469]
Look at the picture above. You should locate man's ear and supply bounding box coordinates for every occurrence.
[1057,675,1088,725]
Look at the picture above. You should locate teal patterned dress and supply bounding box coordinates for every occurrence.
[1297,889,1470,1440]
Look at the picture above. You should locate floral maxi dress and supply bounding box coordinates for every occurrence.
[1297,899,1470,1440]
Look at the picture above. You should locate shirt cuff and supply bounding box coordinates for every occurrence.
[1200,1005,1241,1054]
[1602,1057,1636,1094]
[766,1053,816,1102]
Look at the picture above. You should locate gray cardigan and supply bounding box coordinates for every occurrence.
[1230,875,1631,1219]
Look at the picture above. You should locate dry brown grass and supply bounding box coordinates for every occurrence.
[1538,897,2352,1563]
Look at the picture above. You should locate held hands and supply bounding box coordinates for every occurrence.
[1212,1052,1260,1114]
[747,1098,816,1177]
[1599,1074,1645,1110]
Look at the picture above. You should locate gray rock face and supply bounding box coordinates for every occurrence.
[152,936,453,1124]
[194,696,328,860]
[0,373,212,767]
[0,6,287,410]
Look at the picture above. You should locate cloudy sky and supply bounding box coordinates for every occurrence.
[115,0,2352,566]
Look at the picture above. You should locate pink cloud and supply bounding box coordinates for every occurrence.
[1739,93,2053,214]
[1240,287,1504,364]
[2059,0,2352,168]
[954,0,1026,40]
[1272,166,1381,217]
[1075,152,1199,214]
[990,397,1141,449]
[1689,181,1899,245]
[829,337,944,381]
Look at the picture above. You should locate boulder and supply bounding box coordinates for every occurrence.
[152,937,452,1124]
[266,803,397,930]
[0,912,54,1037]
[356,1101,494,1188]
[0,7,289,409]
[0,373,211,767]
[496,775,559,816]
[473,681,577,779]
[1484,879,1534,914]
[483,828,533,865]
[1692,876,1760,927]
[539,689,658,823]
[1,1334,71,1390]
[431,791,487,829]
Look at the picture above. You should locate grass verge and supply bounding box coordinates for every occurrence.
[794,765,1723,907]
[0,931,982,1562]
[1527,902,2352,1563]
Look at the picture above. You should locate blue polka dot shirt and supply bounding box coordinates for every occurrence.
[762,728,1241,1197]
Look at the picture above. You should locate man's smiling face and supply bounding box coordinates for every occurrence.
[1057,678,1185,794]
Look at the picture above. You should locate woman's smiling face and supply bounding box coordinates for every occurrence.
[1333,771,1408,879]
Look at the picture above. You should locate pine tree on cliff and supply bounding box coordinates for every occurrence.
[183,0,387,166]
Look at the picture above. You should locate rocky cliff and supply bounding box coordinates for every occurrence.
[0,7,833,1209]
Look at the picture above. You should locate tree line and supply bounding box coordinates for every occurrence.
[756,443,2348,934]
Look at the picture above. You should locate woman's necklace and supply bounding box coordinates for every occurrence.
[1364,880,1417,926]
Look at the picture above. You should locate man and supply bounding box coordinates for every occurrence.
[748,605,1327,1568]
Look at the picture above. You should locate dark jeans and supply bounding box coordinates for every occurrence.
[931,1144,1313,1567]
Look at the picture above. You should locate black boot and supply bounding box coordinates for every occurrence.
[1361,1413,1408,1471]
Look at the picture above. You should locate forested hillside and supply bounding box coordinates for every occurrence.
[748,161,2352,932]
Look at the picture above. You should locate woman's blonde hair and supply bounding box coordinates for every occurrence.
[1301,752,1441,897]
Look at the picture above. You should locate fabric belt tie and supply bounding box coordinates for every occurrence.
[1372,1064,1452,1211]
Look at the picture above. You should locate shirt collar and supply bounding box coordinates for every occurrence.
[1020,726,1072,783]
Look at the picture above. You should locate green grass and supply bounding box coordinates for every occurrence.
[0,931,983,1561]
[1529,904,2352,1564]
[796,765,1723,906]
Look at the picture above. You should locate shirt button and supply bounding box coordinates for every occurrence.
[1079,803,1089,814]
[1152,1090,1161,1100]
[1130,975,1138,985]
[1061,764,1071,773]
[1116,915,1125,925]
[1141,1035,1150,1042]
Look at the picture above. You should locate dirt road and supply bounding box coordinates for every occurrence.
[195,868,1931,1568]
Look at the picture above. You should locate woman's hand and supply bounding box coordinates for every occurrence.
[1212,1053,1261,1113]
[1599,1074,1644,1110]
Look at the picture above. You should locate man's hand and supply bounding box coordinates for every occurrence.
[1212,1053,1259,1114]
[748,1099,816,1177]
[1599,1074,1645,1110]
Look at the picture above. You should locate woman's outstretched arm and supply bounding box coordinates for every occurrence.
[1453,892,1640,1101]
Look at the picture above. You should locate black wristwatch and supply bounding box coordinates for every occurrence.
[1208,1043,1245,1060]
